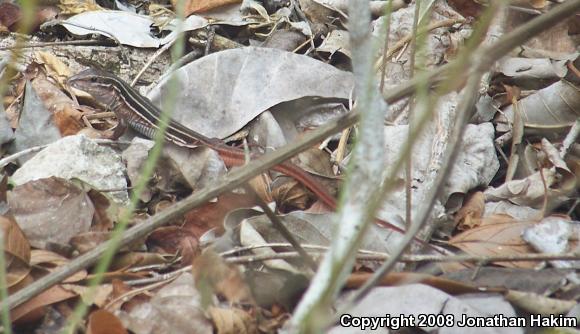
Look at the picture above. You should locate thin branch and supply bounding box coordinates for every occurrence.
[0,39,116,51]
[289,0,387,329]
[224,250,580,265]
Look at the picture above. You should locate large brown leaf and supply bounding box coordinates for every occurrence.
[448,221,537,268]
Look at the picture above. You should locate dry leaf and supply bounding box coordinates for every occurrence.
[11,284,76,324]
[87,309,128,334]
[0,3,21,30]
[118,273,212,334]
[58,0,103,15]
[34,51,71,89]
[183,193,256,239]
[0,215,31,289]
[110,252,173,271]
[448,221,538,268]
[8,177,95,248]
[62,284,113,308]
[247,173,274,205]
[30,249,87,283]
[270,177,310,211]
[208,306,257,334]
[31,75,83,135]
[70,232,111,254]
[146,226,200,265]
[192,250,254,305]
[455,191,485,230]
[181,0,241,14]
[147,47,353,139]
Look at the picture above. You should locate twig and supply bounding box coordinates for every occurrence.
[84,111,116,120]
[379,0,394,91]
[405,0,422,230]
[104,274,180,310]
[224,250,580,264]
[220,243,398,257]
[290,0,388,330]
[130,40,174,87]
[0,39,116,51]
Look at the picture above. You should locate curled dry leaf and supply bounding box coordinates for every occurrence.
[497,79,580,137]
[270,176,311,211]
[454,191,485,230]
[484,166,576,210]
[0,215,31,289]
[31,74,83,136]
[275,146,337,209]
[298,0,346,28]
[247,173,274,205]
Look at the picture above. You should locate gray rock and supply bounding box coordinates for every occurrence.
[12,135,128,204]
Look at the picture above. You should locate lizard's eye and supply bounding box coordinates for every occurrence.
[90,77,98,83]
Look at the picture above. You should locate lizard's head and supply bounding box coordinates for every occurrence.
[67,68,120,106]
